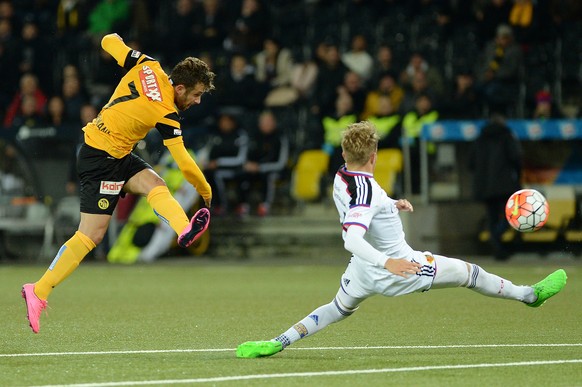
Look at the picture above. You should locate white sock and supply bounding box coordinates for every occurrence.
[274,298,354,348]
[469,264,536,303]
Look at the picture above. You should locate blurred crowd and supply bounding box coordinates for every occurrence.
[0,0,581,216]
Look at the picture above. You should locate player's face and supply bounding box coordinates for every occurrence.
[175,83,206,111]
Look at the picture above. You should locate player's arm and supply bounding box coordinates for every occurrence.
[344,224,420,278]
[101,33,153,70]
[164,136,212,207]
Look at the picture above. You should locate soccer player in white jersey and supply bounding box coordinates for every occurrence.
[236,120,567,358]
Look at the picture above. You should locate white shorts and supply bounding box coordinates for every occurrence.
[340,251,437,299]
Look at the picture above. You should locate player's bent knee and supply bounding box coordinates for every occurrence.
[433,256,473,288]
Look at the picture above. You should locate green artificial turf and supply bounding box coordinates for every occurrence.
[1,260,580,386]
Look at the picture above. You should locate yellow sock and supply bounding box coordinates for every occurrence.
[34,231,96,300]
[147,185,190,235]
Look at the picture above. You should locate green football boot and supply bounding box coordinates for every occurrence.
[236,340,283,358]
[526,269,567,308]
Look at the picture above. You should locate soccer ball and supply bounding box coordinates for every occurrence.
[505,189,550,232]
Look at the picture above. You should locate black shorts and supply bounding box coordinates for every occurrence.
[78,143,152,215]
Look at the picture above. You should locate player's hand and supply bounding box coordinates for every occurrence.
[204,197,212,208]
[384,258,421,278]
[395,199,413,212]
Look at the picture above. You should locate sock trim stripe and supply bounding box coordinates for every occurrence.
[468,264,479,289]
[75,231,96,250]
[275,334,291,348]
[333,297,355,317]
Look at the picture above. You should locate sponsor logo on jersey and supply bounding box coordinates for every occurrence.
[131,50,141,58]
[139,65,162,102]
[347,211,363,219]
[99,180,125,195]
[98,198,110,210]
[95,115,110,135]
[173,129,182,136]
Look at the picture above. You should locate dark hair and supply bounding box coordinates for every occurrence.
[170,57,216,92]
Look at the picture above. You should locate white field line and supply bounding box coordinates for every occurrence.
[30,359,582,387]
[1,343,581,358]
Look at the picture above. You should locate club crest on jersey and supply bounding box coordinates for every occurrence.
[99,180,125,195]
[139,65,162,102]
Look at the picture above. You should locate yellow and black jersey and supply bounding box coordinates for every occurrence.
[83,34,182,159]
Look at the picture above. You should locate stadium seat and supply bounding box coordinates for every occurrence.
[374,149,403,196]
[521,185,576,243]
[291,149,329,202]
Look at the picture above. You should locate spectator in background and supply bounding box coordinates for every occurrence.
[254,37,297,108]
[11,94,46,128]
[61,75,88,127]
[0,39,19,115]
[16,18,53,94]
[224,0,270,54]
[399,52,444,99]
[204,112,248,215]
[401,94,439,194]
[55,0,90,64]
[322,93,357,178]
[163,0,196,63]
[4,73,47,128]
[192,0,229,54]
[0,15,13,43]
[311,43,349,118]
[475,0,512,47]
[0,0,16,31]
[87,0,131,42]
[367,96,401,149]
[337,71,366,119]
[290,49,319,102]
[46,95,67,127]
[215,54,264,115]
[532,90,562,120]
[88,43,123,106]
[341,34,374,83]
[400,70,437,114]
[237,110,289,217]
[361,71,404,120]
[440,69,480,119]
[370,44,399,86]
[475,24,522,115]
[470,114,521,260]
[508,0,535,45]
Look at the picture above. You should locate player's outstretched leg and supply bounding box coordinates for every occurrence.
[177,207,210,248]
[525,269,567,308]
[237,289,361,358]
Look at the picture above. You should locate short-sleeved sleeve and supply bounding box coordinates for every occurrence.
[344,205,376,231]
[155,112,182,140]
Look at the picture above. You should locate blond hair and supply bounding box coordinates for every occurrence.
[341,121,379,166]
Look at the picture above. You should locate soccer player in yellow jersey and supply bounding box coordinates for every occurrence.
[21,33,215,333]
